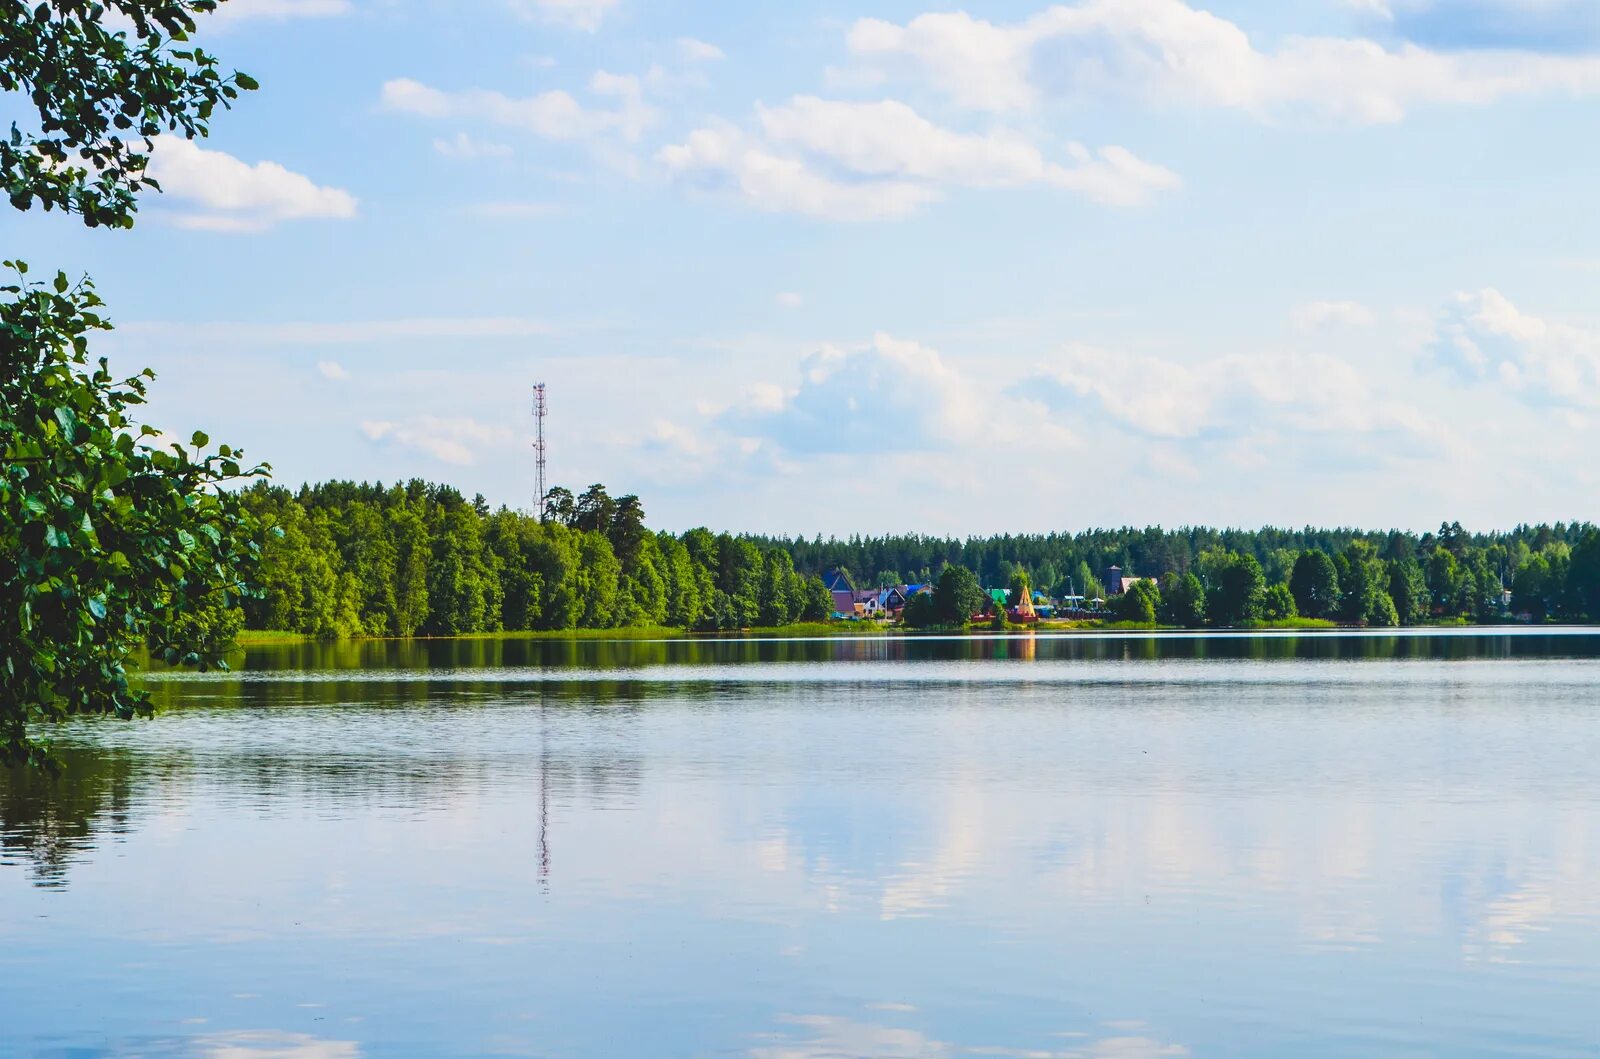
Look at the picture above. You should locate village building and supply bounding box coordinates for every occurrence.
[1105,565,1153,596]
[824,570,856,618]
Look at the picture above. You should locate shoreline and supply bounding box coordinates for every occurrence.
[233,619,1576,648]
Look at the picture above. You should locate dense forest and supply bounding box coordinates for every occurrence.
[762,520,1600,627]
[237,481,832,638]
[239,480,1600,636]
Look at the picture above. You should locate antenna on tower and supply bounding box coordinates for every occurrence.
[532,382,548,520]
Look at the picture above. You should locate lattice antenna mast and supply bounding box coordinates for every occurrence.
[532,383,548,520]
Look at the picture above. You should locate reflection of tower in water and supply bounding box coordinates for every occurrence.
[536,677,550,892]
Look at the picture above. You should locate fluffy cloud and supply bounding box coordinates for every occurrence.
[847,0,1600,123]
[724,333,988,452]
[505,0,619,32]
[316,360,350,380]
[660,96,1177,219]
[1293,300,1378,330]
[1026,344,1447,449]
[775,291,805,308]
[658,126,938,222]
[382,72,651,142]
[361,415,518,466]
[145,138,356,232]
[756,96,1179,206]
[432,132,513,159]
[678,37,726,62]
[1431,289,1600,406]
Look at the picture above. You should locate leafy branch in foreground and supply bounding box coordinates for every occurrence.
[1,0,257,227]
[1,264,268,767]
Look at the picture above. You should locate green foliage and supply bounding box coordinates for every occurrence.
[1566,530,1600,620]
[1426,547,1465,617]
[2,0,257,227]
[1512,551,1559,619]
[901,591,936,629]
[1073,559,1104,601]
[1,267,266,766]
[1364,587,1400,628]
[796,574,832,622]
[1158,571,1206,627]
[1113,578,1160,624]
[932,564,984,626]
[1261,583,1298,622]
[1207,553,1266,626]
[1387,557,1430,625]
[1289,550,1340,619]
[237,481,831,638]
[1006,567,1031,608]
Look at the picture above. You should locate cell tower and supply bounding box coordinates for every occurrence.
[532,382,548,519]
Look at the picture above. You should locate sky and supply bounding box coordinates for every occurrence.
[7,0,1600,536]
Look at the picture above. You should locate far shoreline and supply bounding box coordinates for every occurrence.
[233,620,1593,648]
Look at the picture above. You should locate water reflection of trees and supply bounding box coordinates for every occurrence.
[207,631,1589,674]
[1,746,140,888]
[17,630,1590,888]
[1,708,644,888]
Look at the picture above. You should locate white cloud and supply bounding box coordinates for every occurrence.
[661,97,1177,219]
[360,415,517,466]
[505,0,619,32]
[725,333,988,452]
[381,72,652,143]
[678,37,726,62]
[316,360,350,380]
[1028,344,1448,448]
[846,0,1600,123]
[1293,300,1378,330]
[658,126,939,222]
[122,317,549,345]
[1431,288,1600,406]
[145,138,356,232]
[775,292,805,308]
[756,96,1179,206]
[432,132,513,159]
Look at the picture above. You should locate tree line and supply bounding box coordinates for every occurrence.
[246,485,1600,637]
[769,522,1600,628]
[240,481,832,637]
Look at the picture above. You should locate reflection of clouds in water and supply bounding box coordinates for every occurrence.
[1474,883,1556,953]
[878,779,985,920]
[191,1030,361,1058]
[750,1014,1186,1059]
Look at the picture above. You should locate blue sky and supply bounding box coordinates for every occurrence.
[8,0,1600,535]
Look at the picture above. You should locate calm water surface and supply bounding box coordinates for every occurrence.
[4,630,1600,1058]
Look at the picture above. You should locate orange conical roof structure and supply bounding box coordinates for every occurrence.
[1013,586,1036,619]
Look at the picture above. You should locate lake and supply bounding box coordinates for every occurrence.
[4,630,1600,1058]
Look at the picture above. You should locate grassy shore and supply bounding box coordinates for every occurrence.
[235,629,315,645]
[237,617,1357,647]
